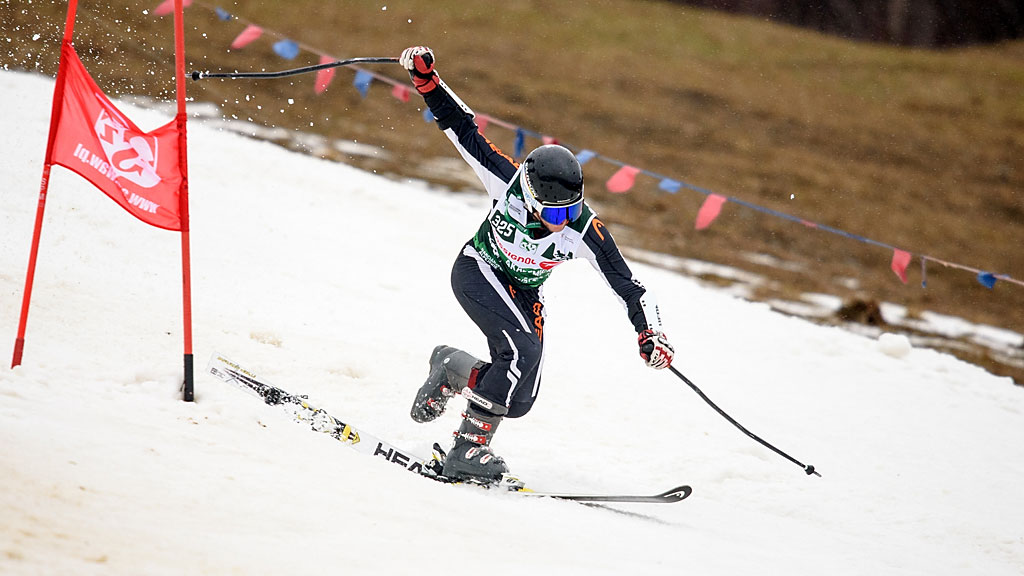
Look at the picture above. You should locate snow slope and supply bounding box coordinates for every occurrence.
[2,70,1023,575]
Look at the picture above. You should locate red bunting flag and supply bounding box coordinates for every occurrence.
[695,194,727,230]
[314,55,335,94]
[476,114,490,135]
[230,24,263,49]
[153,0,190,16]
[542,135,559,145]
[391,83,410,103]
[606,165,639,193]
[50,44,183,230]
[891,249,912,284]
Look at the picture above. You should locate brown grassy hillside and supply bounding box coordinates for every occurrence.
[2,0,1021,381]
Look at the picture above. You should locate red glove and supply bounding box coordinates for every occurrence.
[638,329,675,370]
[399,46,439,94]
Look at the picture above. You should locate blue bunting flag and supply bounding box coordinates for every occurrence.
[977,272,997,289]
[273,39,300,60]
[659,178,682,193]
[575,149,596,165]
[353,70,373,98]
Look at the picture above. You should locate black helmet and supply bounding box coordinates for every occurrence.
[520,145,585,225]
[522,145,584,206]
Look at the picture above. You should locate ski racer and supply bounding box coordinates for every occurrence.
[400,46,675,484]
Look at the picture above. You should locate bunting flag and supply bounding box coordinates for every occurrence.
[659,178,681,194]
[695,193,727,230]
[50,44,183,230]
[391,83,410,103]
[150,0,1019,297]
[891,249,912,284]
[314,55,335,94]
[977,272,997,289]
[273,39,300,60]
[575,149,596,165]
[230,24,262,49]
[353,69,373,98]
[606,165,640,193]
[153,0,190,16]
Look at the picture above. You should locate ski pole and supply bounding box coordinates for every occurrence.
[190,56,400,81]
[669,365,820,477]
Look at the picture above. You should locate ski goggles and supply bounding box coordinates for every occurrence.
[536,201,584,225]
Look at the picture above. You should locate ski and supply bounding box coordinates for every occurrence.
[519,485,692,504]
[206,352,691,505]
[207,352,431,475]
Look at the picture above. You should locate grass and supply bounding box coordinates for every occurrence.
[2,0,1021,382]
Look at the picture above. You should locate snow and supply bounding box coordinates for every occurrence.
[877,332,912,358]
[2,69,1023,575]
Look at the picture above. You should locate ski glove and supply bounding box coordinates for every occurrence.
[400,46,439,94]
[638,329,674,370]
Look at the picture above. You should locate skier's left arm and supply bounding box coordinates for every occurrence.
[577,215,675,370]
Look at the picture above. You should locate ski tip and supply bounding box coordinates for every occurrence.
[658,485,693,502]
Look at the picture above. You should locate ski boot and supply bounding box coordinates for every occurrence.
[421,440,524,491]
[410,345,485,423]
[441,405,510,484]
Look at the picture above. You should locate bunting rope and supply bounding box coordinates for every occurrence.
[155,0,1021,292]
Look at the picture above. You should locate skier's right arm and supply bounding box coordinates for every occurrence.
[400,46,518,199]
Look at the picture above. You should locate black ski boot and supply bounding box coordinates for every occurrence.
[410,345,485,423]
[441,405,509,483]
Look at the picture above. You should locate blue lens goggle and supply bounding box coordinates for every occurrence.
[538,201,583,225]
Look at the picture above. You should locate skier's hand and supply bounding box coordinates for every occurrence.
[400,46,439,94]
[638,329,674,370]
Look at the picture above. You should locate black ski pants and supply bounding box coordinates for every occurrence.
[451,247,545,419]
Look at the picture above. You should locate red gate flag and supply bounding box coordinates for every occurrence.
[50,43,183,230]
[14,0,194,402]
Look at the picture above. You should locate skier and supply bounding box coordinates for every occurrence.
[400,46,675,484]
